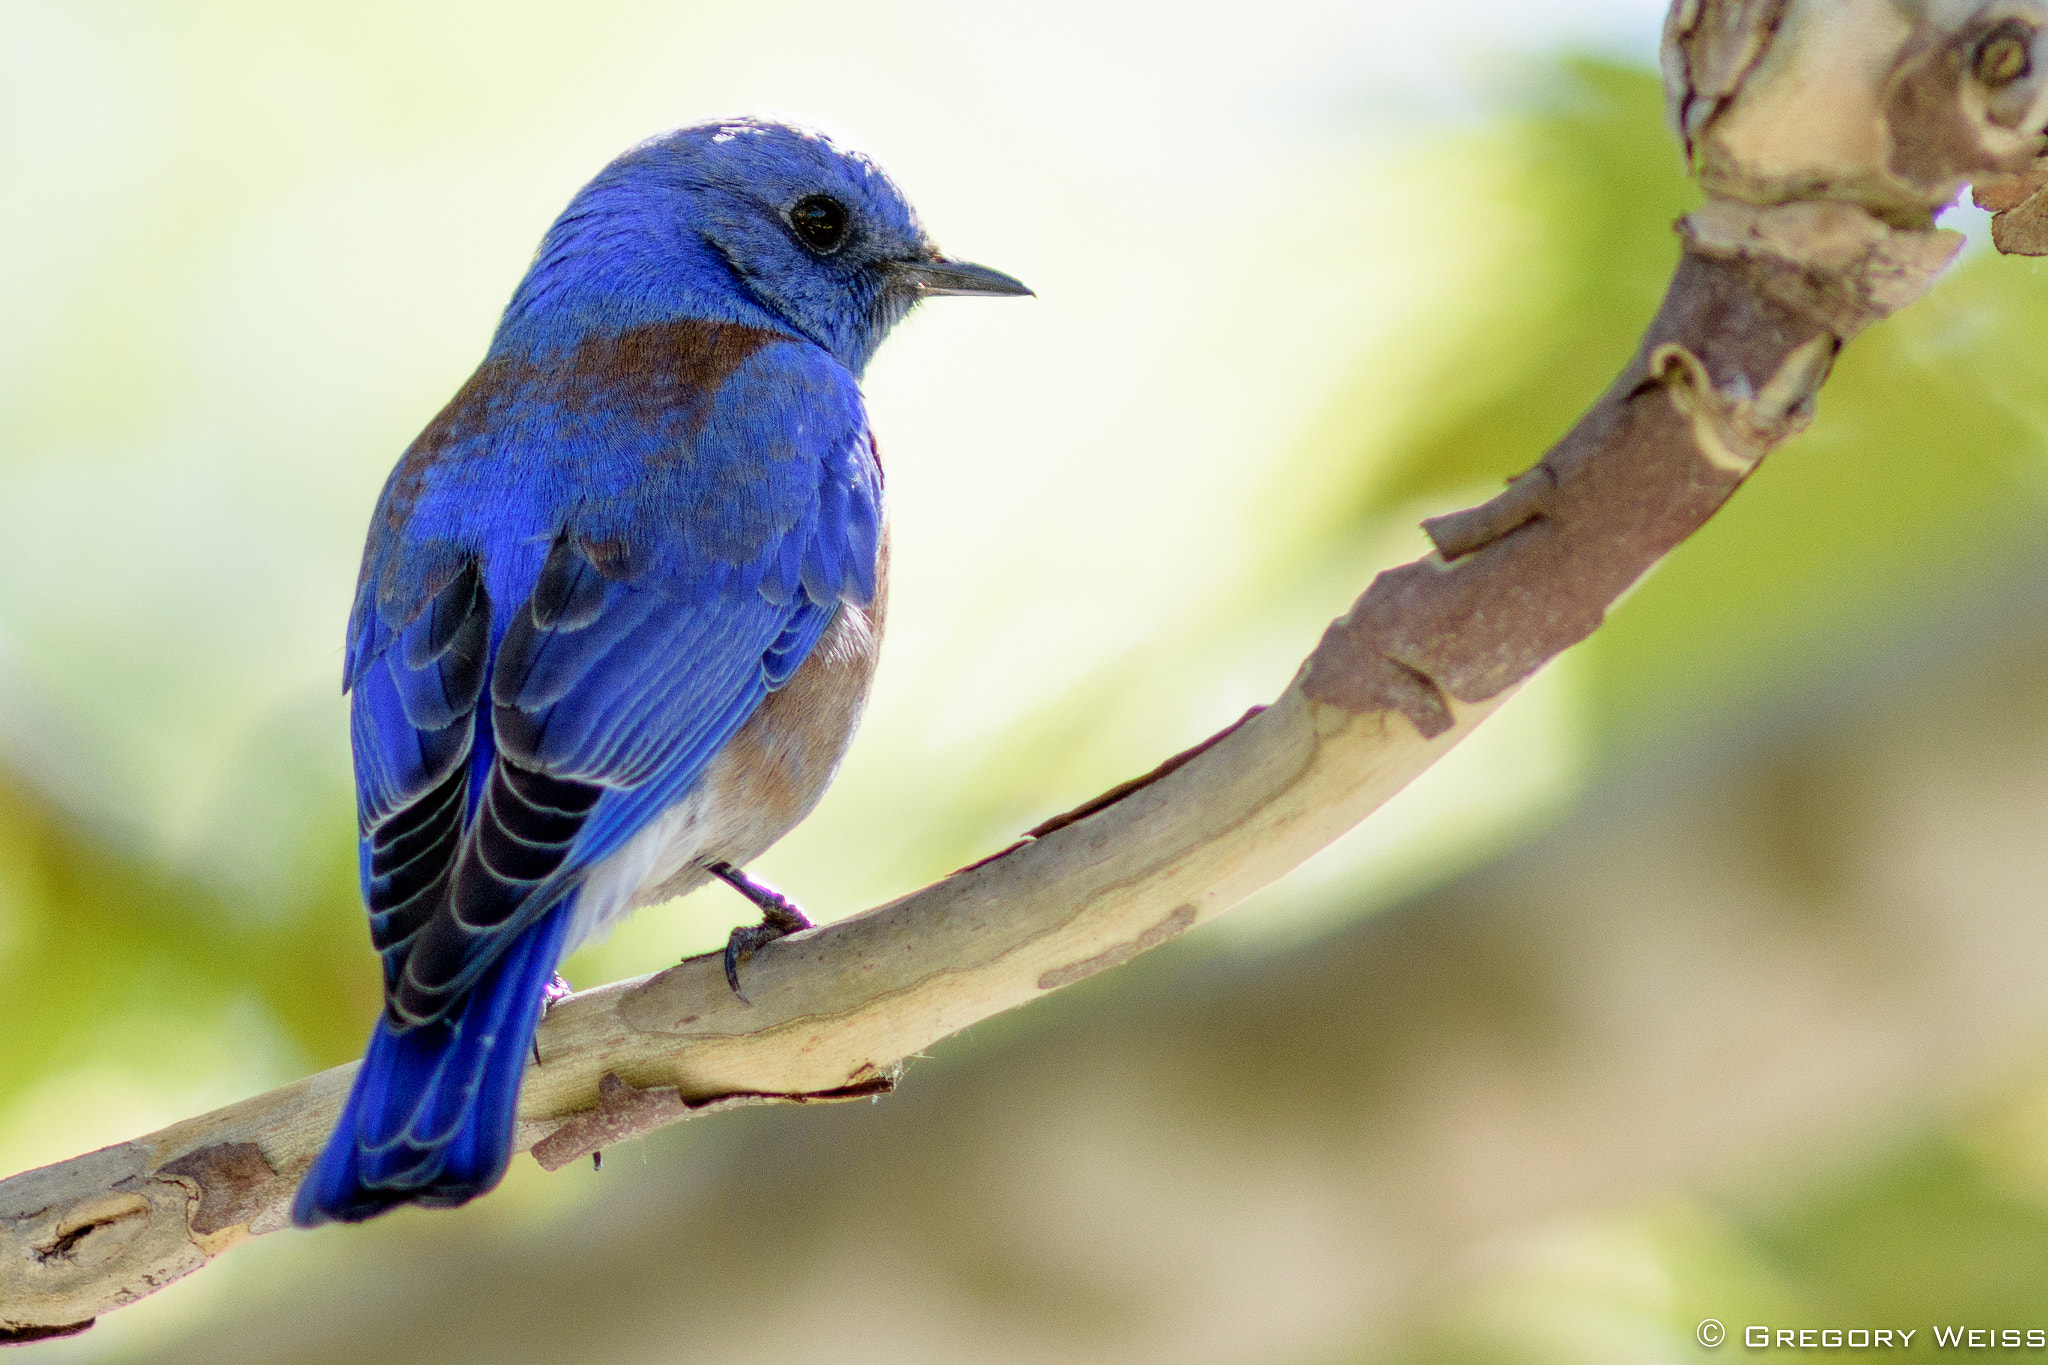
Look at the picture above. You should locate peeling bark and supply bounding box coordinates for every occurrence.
[6,0,2047,1339]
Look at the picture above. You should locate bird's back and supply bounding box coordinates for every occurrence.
[296,115,1020,1227]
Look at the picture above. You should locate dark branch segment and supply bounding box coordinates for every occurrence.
[1302,208,1951,739]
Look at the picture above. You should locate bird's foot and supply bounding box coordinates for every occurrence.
[708,862,814,1002]
[534,973,573,1063]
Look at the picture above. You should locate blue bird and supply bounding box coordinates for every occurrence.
[293,119,1028,1227]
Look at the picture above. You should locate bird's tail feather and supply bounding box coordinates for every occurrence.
[292,904,573,1227]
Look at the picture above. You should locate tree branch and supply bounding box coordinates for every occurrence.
[7,0,2046,1339]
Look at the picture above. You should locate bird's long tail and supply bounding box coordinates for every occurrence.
[292,904,573,1227]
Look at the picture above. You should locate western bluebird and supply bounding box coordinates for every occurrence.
[293,119,1028,1227]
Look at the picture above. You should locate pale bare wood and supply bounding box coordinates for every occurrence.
[8,0,2047,1340]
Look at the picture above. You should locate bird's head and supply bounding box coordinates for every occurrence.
[502,118,1029,375]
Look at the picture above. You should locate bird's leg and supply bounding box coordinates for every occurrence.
[708,861,814,1002]
[534,973,573,1064]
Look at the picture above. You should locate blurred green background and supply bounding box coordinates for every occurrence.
[9,0,2048,1360]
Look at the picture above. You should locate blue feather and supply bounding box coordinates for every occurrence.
[296,116,1017,1226]
[293,904,572,1225]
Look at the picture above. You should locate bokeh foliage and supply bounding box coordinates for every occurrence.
[6,35,2048,1362]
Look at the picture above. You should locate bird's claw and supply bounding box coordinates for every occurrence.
[709,862,813,1003]
[534,973,573,1063]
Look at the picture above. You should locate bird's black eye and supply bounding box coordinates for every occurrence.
[788,194,849,254]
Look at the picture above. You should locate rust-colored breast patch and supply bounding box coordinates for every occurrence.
[380,320,786,534]
[559,319,782,434]
[382,357,521,532]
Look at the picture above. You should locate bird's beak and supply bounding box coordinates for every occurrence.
[891,257,1033,298]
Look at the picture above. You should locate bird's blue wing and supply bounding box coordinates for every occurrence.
[343,337,881,1029]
